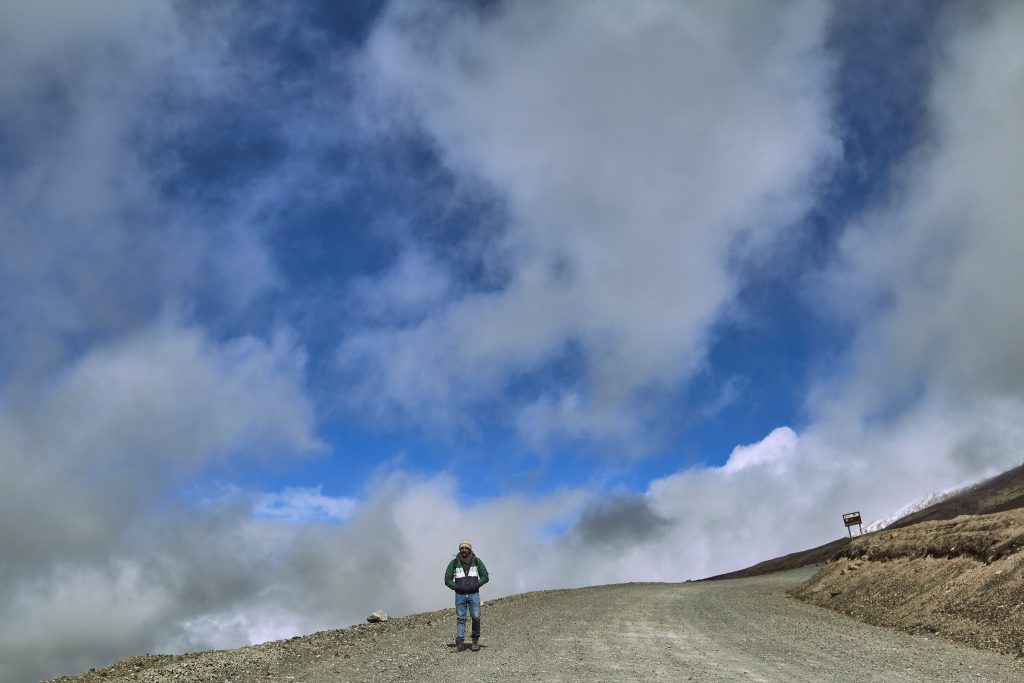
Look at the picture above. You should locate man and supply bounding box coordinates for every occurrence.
[444,539,489,651]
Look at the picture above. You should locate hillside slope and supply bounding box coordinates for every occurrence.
[887,463,1024,528]
[710,461,1024,580]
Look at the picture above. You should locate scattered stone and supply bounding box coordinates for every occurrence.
[367,610,389,623]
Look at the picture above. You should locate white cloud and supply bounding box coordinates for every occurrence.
[817,1,1024,419]
[254,486,357,524]
[0,0,282,385]
[173,609,308,653]
[774,2,1024,544]
[0,321,321,560]
[515,391,649,452]
[0,2,331,680]
[341,0,840,443]
[0,561,177,680]
[0,321,322,681]
[345,247,454,323]
[720,426,798,474]
[53,323,321,463]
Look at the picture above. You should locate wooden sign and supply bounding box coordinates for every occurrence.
[843,511,863,537]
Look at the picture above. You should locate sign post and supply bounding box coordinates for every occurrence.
[842,511,863,538]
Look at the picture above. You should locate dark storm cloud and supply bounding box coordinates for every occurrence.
[571,496,673,550]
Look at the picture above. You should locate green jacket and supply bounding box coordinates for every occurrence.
[445,553,489,594]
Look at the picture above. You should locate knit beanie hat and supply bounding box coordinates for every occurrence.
[458,539,472,551]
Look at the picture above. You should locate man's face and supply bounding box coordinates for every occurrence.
[460,547,470,558]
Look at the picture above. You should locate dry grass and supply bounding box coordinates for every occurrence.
[847,509,1024,563]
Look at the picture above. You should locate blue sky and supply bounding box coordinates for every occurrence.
[3,1,1024,680]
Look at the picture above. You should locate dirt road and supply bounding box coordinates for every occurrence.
[56,566,1024,682]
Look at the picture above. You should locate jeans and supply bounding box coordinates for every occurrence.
[455,591,481,641]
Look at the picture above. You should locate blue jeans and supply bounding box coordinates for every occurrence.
[455,592,481,640]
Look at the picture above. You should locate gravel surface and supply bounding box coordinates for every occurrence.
[51,566,1024,683]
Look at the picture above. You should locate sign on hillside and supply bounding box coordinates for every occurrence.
[843,511,863,537]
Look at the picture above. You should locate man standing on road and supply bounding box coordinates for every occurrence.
[444,539,489,651]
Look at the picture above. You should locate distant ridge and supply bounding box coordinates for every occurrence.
[700,537,851,581]
[886,462,1024,528]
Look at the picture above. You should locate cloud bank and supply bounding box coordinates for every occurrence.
[0,2,322,679]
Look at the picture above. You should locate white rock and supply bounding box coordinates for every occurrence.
[367,610,389,623]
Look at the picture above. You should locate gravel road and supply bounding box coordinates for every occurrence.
[58,566,1024,683]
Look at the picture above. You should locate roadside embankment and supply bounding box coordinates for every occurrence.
[791,508,1024,657]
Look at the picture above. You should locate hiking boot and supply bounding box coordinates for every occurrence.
[455,639,466,652]
[471,636,480,651]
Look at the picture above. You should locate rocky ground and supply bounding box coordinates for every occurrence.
[49,567,1024,683]
[791,507,1024,657]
